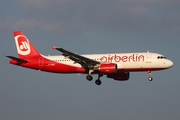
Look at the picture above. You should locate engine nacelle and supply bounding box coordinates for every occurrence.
[99,63,117,74]
[107,72,130,81]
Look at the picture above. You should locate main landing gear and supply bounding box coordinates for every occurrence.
[86,71,103,85]
[95,74,103,85]
[86,75,93,81]
[86,70,93,81]
[148,70,153,81]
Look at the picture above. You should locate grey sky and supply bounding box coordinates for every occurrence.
[0,0,179,120]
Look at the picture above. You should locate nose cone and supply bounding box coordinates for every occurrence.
[167,60,173,68]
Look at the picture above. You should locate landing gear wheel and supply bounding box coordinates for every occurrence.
[148,77,153,81]
[86,75,93,81]
[95,79,102,85]
[147,71,153,81]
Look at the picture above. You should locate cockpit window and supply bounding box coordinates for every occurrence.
[157,56,167,59]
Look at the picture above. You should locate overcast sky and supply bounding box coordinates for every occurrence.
[0,0,179,120]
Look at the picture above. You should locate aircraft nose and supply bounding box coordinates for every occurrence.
[167,60,173,68]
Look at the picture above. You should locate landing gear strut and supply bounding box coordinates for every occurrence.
[148,71,153,81]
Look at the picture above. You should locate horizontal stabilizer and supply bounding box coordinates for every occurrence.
[6,56,28,63]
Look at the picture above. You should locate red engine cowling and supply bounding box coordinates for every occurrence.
[107,72,130,81]
[99,63,117,74]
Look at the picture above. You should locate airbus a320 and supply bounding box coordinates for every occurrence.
[6,31,173,85]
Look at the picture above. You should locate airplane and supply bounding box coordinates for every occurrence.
[6,31,173,85]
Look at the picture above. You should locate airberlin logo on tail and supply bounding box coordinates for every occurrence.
[15,35,30,55]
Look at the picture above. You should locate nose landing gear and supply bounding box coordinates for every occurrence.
[148,70,153,81]
[148,77,153,81]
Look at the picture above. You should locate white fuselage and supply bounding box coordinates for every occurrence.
[43,52,173,71]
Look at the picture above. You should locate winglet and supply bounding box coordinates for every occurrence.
[52,46,57,50]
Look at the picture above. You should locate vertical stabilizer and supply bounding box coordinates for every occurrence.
[14,31,41,59]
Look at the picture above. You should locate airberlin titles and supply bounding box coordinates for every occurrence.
[100,54,145,63]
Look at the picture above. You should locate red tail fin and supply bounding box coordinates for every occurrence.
[14,31,41,59]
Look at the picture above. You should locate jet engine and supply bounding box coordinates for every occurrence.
[98,63,117,74]
[107,72,130,81]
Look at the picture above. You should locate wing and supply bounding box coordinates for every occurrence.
[53,47,100,69]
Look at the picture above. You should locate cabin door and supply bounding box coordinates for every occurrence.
[38,57,44,66]
[146,53,151,63]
